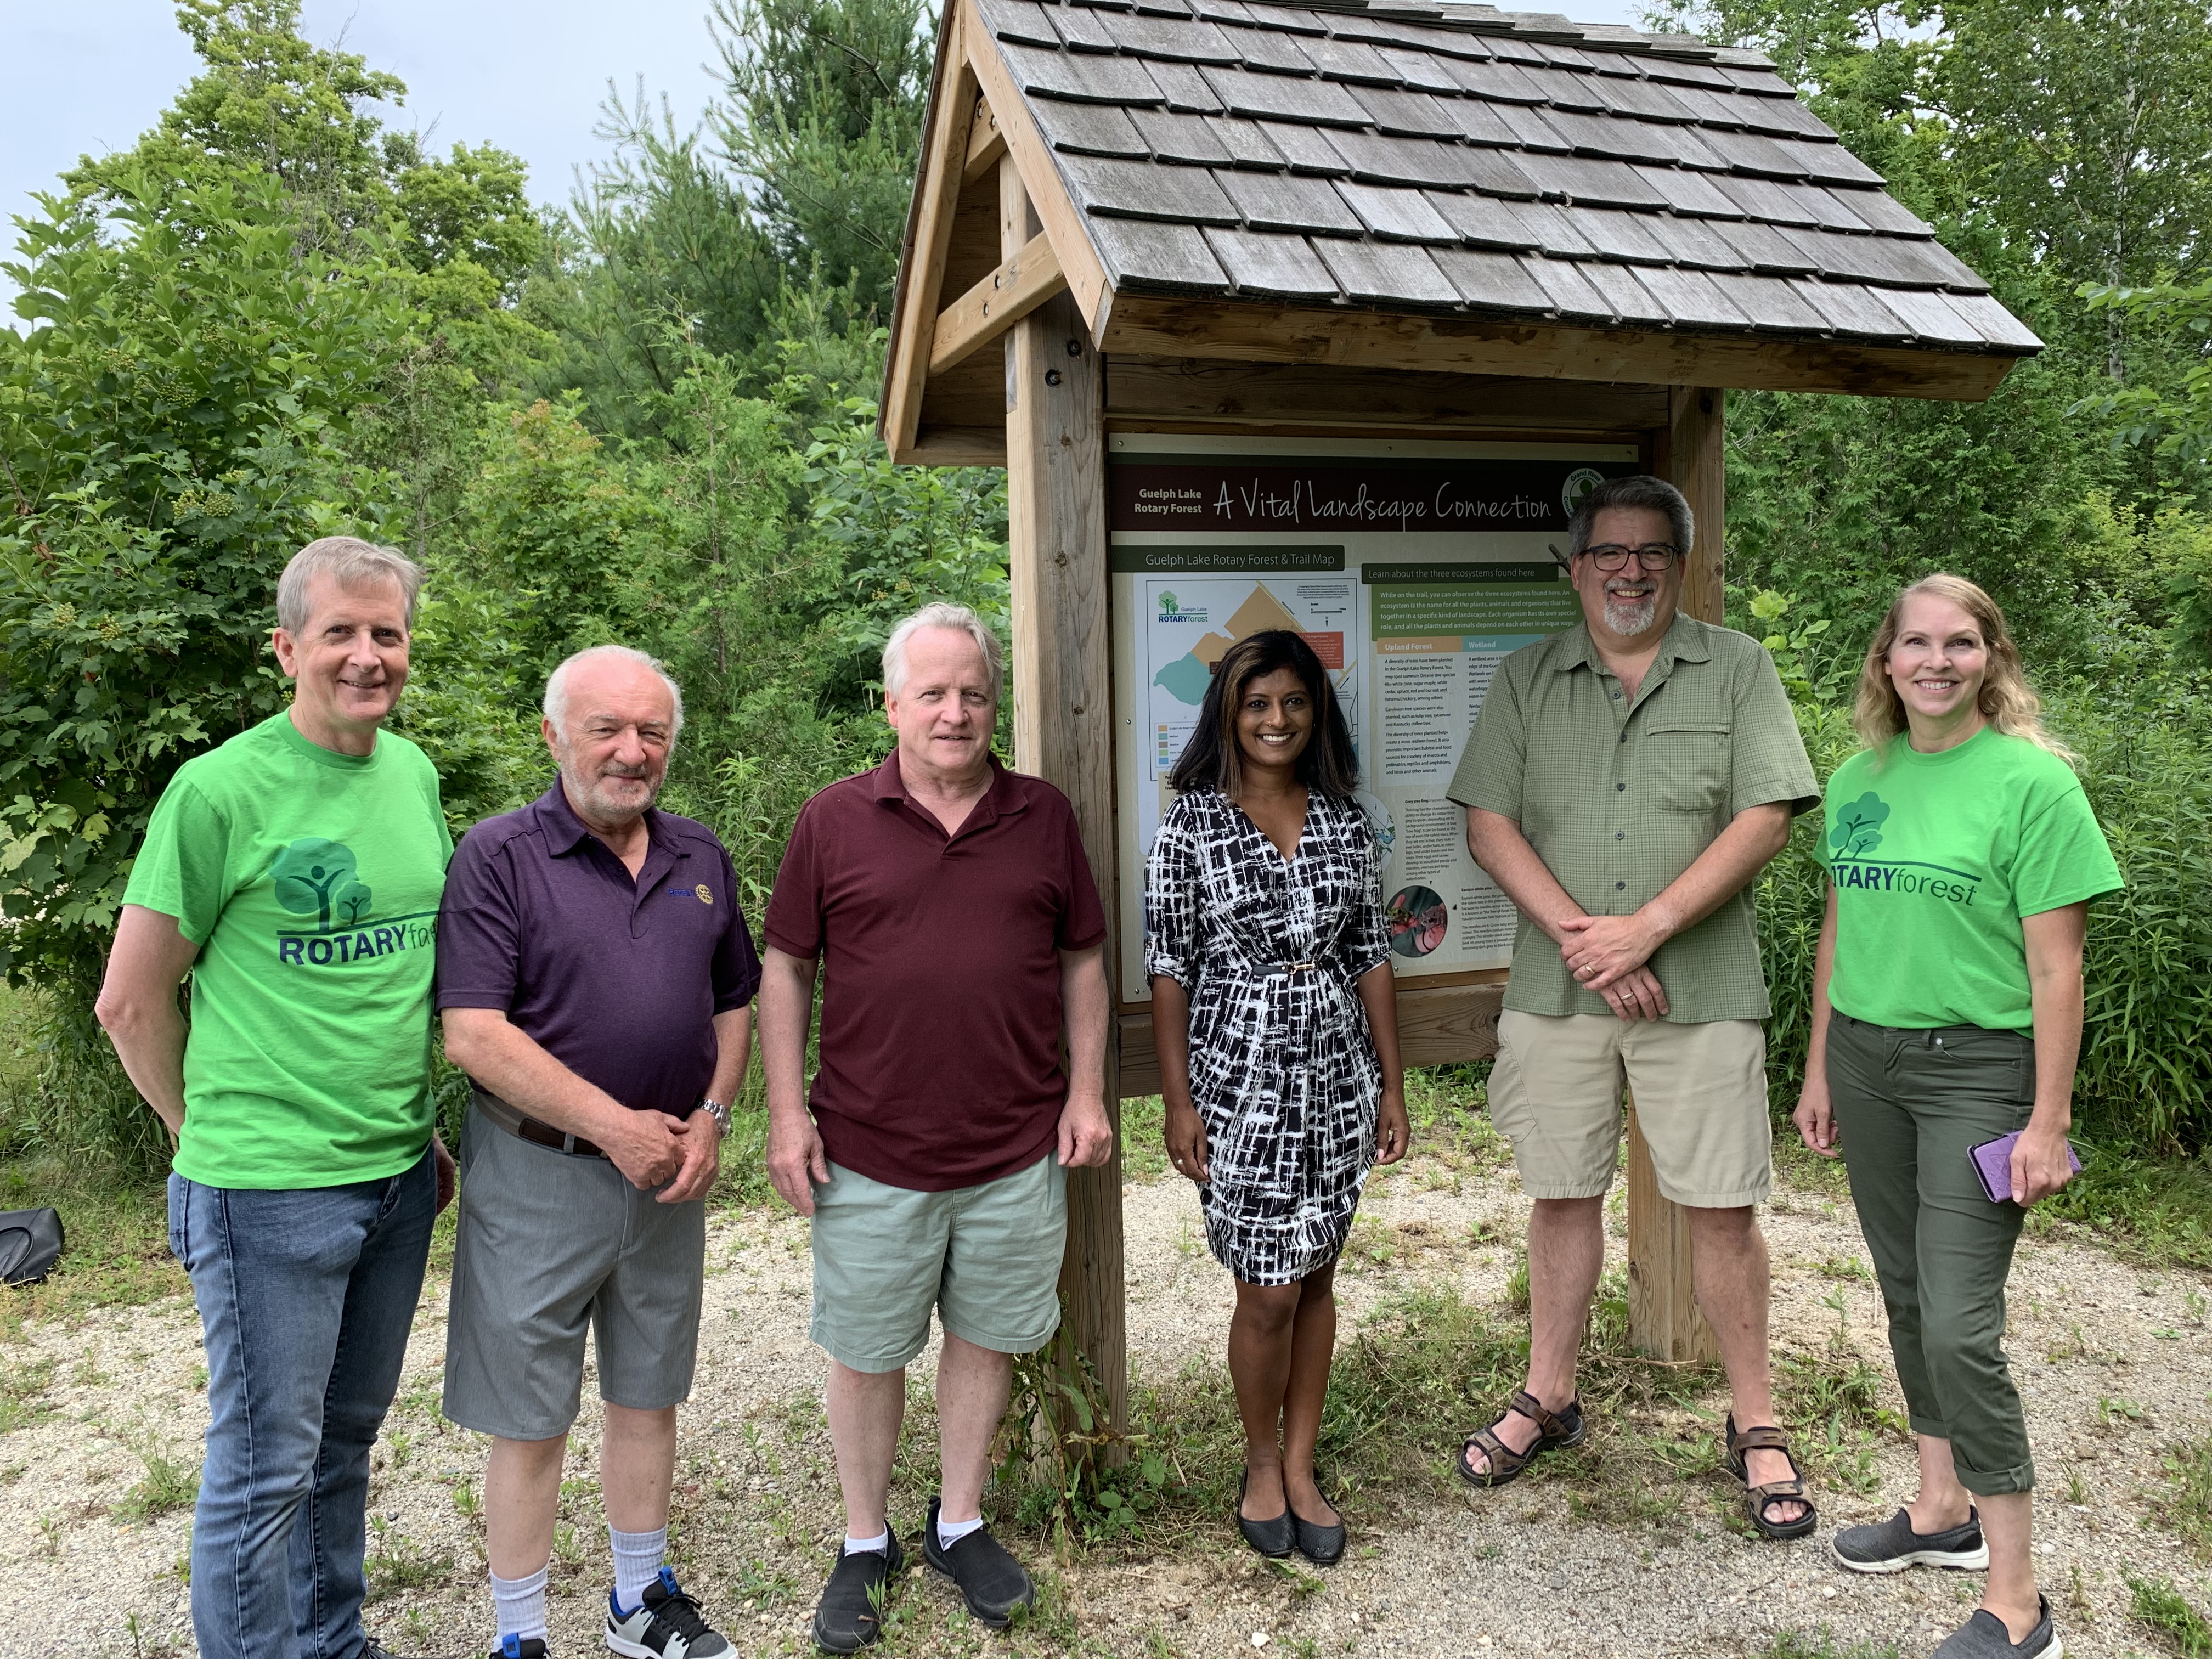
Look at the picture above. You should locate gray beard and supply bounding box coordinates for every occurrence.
[561,760,662,825]
[1604,595,1661,637]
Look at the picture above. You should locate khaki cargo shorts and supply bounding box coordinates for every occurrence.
[1490,1010,1773,1207]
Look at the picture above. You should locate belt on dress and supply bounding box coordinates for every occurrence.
[472,1086,610,1160]
[1264,960,1320,974]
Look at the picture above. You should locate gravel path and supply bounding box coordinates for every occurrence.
[2,1144,2207,1659]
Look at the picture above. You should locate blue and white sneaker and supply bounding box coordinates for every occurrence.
[606,1566,733,1657]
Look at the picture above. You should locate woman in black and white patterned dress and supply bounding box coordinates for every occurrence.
[1145,629,1409,1566]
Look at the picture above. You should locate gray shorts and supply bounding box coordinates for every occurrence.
[443,1104,705,1441]
[809,1154,1066,1374]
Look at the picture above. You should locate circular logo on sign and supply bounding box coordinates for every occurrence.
[1562,466,1606,517]
[695,884,714,906]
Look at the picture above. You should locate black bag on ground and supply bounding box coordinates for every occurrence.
[0,1207,64,1285]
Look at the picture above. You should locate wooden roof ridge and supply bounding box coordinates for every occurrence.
[881,0,2042,462]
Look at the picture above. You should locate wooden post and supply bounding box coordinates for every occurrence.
[1624,387,1726,1363]
[1000,158,1128,1440]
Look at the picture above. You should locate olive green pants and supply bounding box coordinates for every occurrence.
[1826,1013,2039,1496]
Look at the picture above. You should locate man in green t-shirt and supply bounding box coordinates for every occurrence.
[96,535,454,1659]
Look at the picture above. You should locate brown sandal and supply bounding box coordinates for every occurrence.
[1457,1389,1585,1488]
[1725,1416,1818,1540]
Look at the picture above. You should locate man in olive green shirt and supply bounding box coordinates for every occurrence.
[1444,476,1820,1538]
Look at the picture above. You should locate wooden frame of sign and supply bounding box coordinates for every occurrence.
[876,0,2039,1438]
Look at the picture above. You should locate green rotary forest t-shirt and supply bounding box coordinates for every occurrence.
[1819,727,2121,1031]
[123,712,453,1188]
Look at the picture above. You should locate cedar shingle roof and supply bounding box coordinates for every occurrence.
[977,0,2040,355]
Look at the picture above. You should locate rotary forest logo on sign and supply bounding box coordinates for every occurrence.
[1156,591,1207,624]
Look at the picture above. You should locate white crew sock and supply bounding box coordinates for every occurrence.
[936,1513,985,1550]
[608,1523,668,1614]
[490,1564,550,1644]
[842,1527,890,1556]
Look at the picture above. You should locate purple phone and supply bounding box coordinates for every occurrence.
[1970,1131,2083,1203]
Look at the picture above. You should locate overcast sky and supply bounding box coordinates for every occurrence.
[4,0,1656,295]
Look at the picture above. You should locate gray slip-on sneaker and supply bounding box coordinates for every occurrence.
[1933,1594,2059,1658]
[1832,1506,1989,1573]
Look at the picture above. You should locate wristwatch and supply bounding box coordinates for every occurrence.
[699,1097,731,1139]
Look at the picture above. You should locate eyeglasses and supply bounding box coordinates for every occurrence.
[1580,543,1681,573]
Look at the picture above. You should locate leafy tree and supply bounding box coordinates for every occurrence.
[712,0,935,324]
[1938,0,2212,378]
[67,1,545,306]
[452,398,659,682]
[523,92,788,439]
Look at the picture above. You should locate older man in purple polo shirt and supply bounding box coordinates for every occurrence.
[436,645,759,1659]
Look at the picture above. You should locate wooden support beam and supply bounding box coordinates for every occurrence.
[1621,383,1728,1367]
[905,425,1007,466]
[1626,1094,1714,1362]
[879,5,977,459]
[962,92,1006,185]
[1098,294,2026,403]
[928,230,1066,376]
[1001,159,1127,1444]
[1106,358,1669,433]
[1667,386,1728,628]
[960,0,1115,340]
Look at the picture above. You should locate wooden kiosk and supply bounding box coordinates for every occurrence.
[879,0,2038,1435]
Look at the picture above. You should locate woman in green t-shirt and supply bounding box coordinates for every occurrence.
[1793,574,2119,1659]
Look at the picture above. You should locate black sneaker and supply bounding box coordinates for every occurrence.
[607,1566,732,1657]
[1833,1506,1989,1573]
[813,1531,905,1654]
[487,1638,548,1659]
[921,1496,1034,1628]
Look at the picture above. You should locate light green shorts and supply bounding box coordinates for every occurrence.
[809,1153,1068,1374]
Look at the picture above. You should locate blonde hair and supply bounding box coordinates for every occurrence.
[1851,573,2072,761]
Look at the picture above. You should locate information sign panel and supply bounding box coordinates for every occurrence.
[1109,433,1638,1001]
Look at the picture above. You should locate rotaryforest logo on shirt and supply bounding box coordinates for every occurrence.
[1826,792,1982,906]
[272,838,437,968]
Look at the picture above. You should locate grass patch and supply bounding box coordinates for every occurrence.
[2130,1574,2212,1657]
[1761,1633,1902,1659]
[112,1432,201,1522]
[364,1515,454,1600]
[0,1154,182,1335]
[2035,1145,2212,1272]
[0,1353,58,1433]
[2151,1432,2212,1560]
[1120,1094,1166,1183]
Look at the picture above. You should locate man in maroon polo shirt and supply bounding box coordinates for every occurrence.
[760,602,1112,1654]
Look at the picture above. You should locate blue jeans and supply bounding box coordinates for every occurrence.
[169,1148,436,1659]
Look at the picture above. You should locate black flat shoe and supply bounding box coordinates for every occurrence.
[1292,1503,1346,1566]
[812,1531,905,1653]
[1237,1468,1295,1558]
[921,1495,1035,1628]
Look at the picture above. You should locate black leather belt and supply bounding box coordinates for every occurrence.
[472,1087,609,1160]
